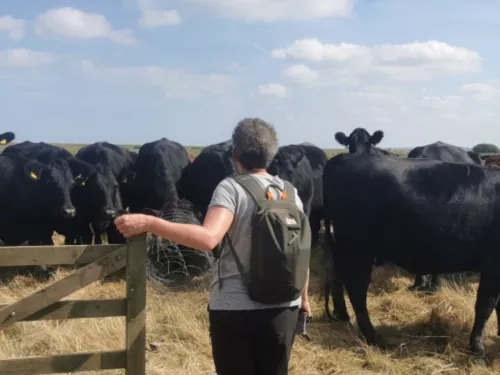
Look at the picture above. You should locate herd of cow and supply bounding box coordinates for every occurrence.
[1,126,500,357]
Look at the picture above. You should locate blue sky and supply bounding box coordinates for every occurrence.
[0,0,499,149]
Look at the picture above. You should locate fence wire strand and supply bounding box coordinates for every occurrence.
[145,201,215,290]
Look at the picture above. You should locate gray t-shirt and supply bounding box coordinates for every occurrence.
[207,173,303,310]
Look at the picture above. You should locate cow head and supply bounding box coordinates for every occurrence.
[24,158,76,219]
[71,163,123,229]
[267,146,305,183]
[335,128,384,154]
[0,132,15,145]
[93,164,123,222]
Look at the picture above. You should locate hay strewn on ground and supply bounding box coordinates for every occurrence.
[0,235,500,374]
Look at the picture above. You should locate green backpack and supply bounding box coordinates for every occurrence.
[224,174,312,305]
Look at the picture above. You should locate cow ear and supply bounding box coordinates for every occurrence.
[68,159,94,185]
[370,130,384,145]
[335,132,349,146]
[24,160,44,181]
[291,148,305,167]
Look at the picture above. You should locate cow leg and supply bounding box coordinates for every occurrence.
[468,276,500,356]
[331,271,350,323]
[409,274,429,292]
[324,250,349,322]
[309,209,322,247]
[429,274,442,292]
[94,232,103,245]
[80,225,93,245]
[343,260,385,348]
[495,300,500,336]
[106,225,125,244]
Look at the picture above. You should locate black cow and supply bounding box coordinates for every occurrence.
[0,132,15,145]
[126,138,190,214]
[73,142,133,244]
[300,143,328,245]
[323,153,500,356]
[178,140,235,217]
[0,153,76,246]
[3,141,94,178]
[408,141,482,165]
[3,141,121,245]
[200,139,232,154]
[267,145,314,218]
[335,128,390,155]
[406,141,482,292]
[179,141,317,225]
[4,141,73,161]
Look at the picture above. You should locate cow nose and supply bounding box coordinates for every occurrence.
[104,209,116,217]
[63,208,76,217]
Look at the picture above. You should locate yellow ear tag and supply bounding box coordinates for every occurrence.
[0,139,6,145]
[30,172,38,180]
[75,174,82,180]
[81,180,86,186]
[122,177,128,183]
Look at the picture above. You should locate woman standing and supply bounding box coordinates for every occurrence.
[115,117,311,375]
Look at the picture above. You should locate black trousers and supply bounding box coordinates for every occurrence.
[208,306,299,375]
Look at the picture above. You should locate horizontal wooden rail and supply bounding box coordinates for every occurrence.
[0,350,126,374]
[0,246,127,330]
[0,244,124,267]
[0,299,126,321]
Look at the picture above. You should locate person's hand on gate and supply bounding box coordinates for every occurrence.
[114,214,152,238]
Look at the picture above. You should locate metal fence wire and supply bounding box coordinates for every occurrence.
[145,199,215,289]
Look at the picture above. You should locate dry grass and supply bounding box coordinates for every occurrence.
[0,236,500,374]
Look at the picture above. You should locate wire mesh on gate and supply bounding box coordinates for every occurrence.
[145,199,215,289]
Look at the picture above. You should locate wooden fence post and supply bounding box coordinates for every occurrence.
[125,234,147,375]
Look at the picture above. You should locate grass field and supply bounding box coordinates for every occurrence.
[1,142,499,374]
[0,236,498,375]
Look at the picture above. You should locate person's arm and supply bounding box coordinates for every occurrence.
[146,205,234,251]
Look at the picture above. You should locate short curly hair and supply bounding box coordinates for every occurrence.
[232,117,279,170]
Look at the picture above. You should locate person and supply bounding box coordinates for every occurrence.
[114,117,311,375]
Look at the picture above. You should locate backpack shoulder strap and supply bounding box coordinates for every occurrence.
[282,180,296,204]
[232,174,272,204]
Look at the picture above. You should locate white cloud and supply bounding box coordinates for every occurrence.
[35,7,136,45]
[282,64,318,83]
[0,48,58,68]
[186,0,353,21]
[460,83,500,101]
[80,59,234,99]
[274,39,482,83]
[281,63,358,87]
[0,16,25,40]
[272,39,371,62]
[417,95,464,110]
[258,83,289,98]
[137,0,181,27]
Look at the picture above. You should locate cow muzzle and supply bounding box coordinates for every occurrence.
[62,207,76,218]
[104,209,116,218]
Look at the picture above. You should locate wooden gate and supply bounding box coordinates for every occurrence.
[0,234,147,374]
